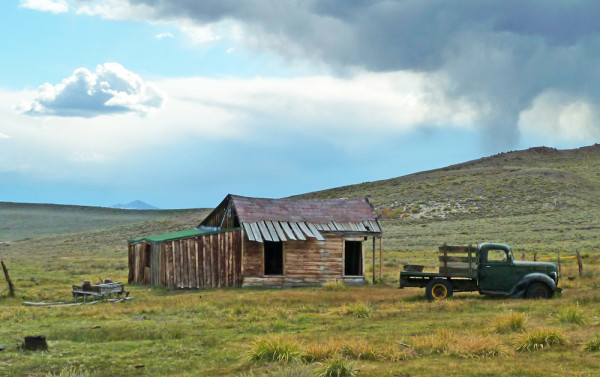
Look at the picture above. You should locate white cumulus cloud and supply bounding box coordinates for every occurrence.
[17,63,166,118]
[0,133,10,139]
[155,32,174,39]
[19,0,68,13]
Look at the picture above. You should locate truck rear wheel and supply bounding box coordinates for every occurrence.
[526,282,551,299]
[426,279,453,300]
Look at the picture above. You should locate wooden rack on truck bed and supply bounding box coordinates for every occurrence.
[438,244,477,278]
[400,244,480,300]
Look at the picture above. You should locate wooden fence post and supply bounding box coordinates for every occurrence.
[379,237,383,282]
[576,249,583,277]
[521,252,526,261]
[1,261,15,297]
[372,237,376,284]
[533,252,537,261]
[557,250,562,276]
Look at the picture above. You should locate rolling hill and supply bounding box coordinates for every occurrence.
[1,144,599,254]
[0,202,205,242]
[296,144,600,253]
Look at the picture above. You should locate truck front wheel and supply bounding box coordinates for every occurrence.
[525,282,551,299]
[426,279,453,300]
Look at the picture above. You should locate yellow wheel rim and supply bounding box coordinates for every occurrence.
[431,284,448,300]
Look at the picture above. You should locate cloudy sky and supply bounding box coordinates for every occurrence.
[1,1,599,209]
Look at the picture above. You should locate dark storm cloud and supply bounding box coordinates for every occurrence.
[119,0,600,147]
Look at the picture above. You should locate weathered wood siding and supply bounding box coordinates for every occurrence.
[201,197,238,229]
[128,242,151,285]
[242,234,360,287]
[129,229,242,288]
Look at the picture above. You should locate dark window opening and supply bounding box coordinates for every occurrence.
[264,241,283,275]
[345,241,362,276]
[144,244,151,268]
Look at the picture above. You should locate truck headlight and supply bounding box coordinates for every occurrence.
[549,271,558,284]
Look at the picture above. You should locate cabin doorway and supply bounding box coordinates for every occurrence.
[264,241,283,275]
[344,240,363,276]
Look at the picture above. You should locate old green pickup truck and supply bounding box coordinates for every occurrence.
[400,243,561,300]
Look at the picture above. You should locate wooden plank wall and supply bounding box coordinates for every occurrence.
[159,229,242,289]
[242,235,346,287]
[128,242,151,284]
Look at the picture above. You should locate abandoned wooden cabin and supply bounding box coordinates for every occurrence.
[128,194,383,288]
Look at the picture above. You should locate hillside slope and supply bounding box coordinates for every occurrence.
[297,144,600,253]
[2,145,599,254]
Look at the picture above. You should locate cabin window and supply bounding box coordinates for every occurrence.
[264,241,283,275]
[344,240,363,276]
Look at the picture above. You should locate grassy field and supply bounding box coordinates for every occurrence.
[1,242,599,377]
[2,145,600,376]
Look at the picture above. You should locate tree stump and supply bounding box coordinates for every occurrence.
[23,335,48,351]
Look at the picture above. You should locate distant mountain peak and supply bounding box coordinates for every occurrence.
[111,200,159,210]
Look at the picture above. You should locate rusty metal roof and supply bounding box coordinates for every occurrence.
[227,195,381,242]
[230,194,377,224]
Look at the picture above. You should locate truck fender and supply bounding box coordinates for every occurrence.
[508,273,556,298]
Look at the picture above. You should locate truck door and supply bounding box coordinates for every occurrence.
[478,246,519,293]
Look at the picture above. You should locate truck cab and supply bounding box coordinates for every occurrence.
[477,243,560,298]
[399,243,561,300]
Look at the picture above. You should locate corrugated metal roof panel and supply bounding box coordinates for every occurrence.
[250,222,263,243]
[271,221,288,242]
[298,222,314,238]
[258,221,273,242]
[307,223,324,241]
[279,221,296,240]
[243,223,255,241]
[289,222,306,240]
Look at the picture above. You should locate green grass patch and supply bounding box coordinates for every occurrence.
[316,355,357,377]
[582,337,600,352]
[322,281,347,291]
[516,328,565,352]
[557,306,585,325]
[246,334,303,364]
[491,312,526,333]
